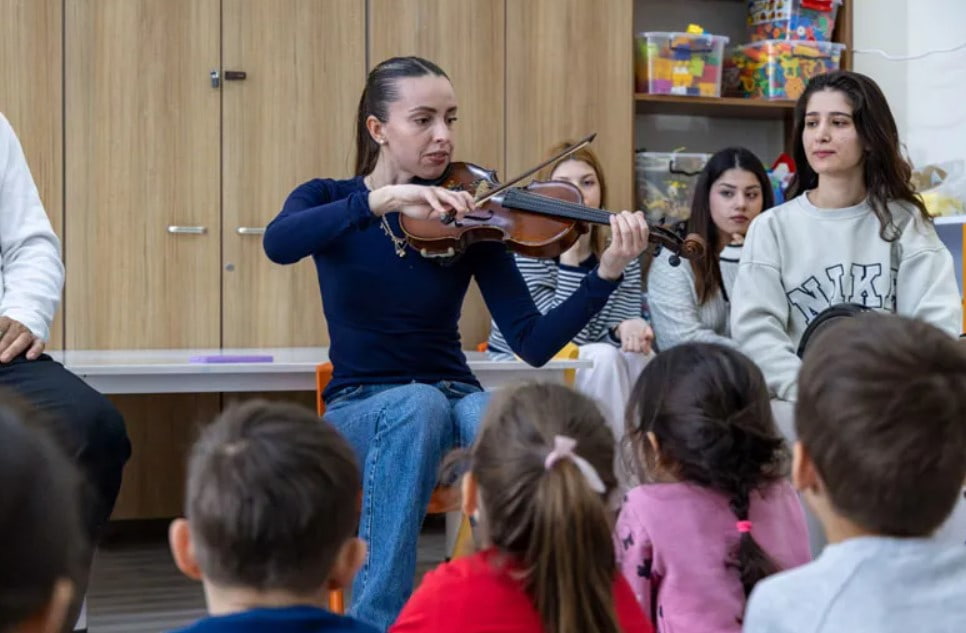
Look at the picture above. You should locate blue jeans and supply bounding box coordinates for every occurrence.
[323,381,490,632]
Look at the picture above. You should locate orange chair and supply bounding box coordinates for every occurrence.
[317,362,471,613]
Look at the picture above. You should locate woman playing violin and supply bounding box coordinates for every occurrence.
[262,56,650,631]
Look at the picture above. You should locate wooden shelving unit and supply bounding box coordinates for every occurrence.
[633,0,853,153]
[634,93,794,120]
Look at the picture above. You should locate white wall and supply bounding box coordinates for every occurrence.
[853,0,966,168]
[903,0,966,168]
[853,0,964,293]
[852,0,909,141]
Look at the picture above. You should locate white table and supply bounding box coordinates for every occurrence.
[50,347,590,395]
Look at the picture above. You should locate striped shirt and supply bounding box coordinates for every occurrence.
[488,254,642,357]
[646,244,742,351]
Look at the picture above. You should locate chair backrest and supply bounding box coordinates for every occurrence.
[316,361,344,613]
[316,362,334,416]
[555,342,579,386]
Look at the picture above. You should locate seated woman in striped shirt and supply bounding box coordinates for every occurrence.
[647,147,774,351]
[487,142,652,488]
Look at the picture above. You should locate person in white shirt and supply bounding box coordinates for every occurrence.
[0,113,131,609]
[648,147,775,351]
[743,314,966,633]
[729,71,964,555]
[730,71,961,432]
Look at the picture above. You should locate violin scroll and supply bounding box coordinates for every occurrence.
[647,225,706,267]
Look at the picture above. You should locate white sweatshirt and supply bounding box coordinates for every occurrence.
[731,193,962,401]
[647,243,742,350]
[0,113,64,341]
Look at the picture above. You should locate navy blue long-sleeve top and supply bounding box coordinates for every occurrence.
[263,177,619,400]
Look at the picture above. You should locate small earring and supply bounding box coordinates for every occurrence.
[378,138,386,145]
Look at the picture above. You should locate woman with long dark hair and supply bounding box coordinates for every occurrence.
[262,56,651,630]
[648,147,774,350]
[731,70,961,415]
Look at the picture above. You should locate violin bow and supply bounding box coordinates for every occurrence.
[473,132,597,206]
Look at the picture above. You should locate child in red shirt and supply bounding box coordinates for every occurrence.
[391,383,653,633]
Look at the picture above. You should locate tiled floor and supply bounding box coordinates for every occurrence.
[86,519,448,633]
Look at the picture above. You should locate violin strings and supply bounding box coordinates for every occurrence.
[499,188,695,259]
[505,189,611,225]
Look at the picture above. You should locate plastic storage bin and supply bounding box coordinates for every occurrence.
[747,0,841,42]
[635,31,729,97]
[724,39,845,100]
[635,152,711,224]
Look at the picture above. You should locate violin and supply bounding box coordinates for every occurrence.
[398,136,706,267]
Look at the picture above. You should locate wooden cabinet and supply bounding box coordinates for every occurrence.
[507,0,635,211]
[8,0,641,354]
[221,0,365,348]
[59,0,507,351]
[369,0,506,347]
[65,0,223,350]
[62,1,370,350]
[109,393,220,520]
[0,0,64,349]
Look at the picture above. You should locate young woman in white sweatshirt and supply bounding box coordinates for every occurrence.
[731,70,962,422]
[730,70,964,556]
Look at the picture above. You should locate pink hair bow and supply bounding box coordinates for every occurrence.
[544,435,606,494]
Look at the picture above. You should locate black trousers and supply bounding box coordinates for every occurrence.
[0,354,131,541]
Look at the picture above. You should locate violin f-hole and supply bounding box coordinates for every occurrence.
[439,208,492,227]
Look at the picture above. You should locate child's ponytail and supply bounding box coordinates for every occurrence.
[626,343,791,601]
[528,441,621,633]
[728,487,780,597]
[470,384,621,633]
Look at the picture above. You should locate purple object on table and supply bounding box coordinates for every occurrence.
[189,355,275,363]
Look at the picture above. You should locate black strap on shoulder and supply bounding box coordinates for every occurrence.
[796,303,873,358]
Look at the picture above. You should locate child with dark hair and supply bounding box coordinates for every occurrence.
[391,383,653,633]
[167,400,375,633]
[616,343,809,632]
[744,314,966,632]
[0,394,87,633]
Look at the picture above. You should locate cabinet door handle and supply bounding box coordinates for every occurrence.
[224,70,247,81]
[236,226,266,235]
[167,225,207,235]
